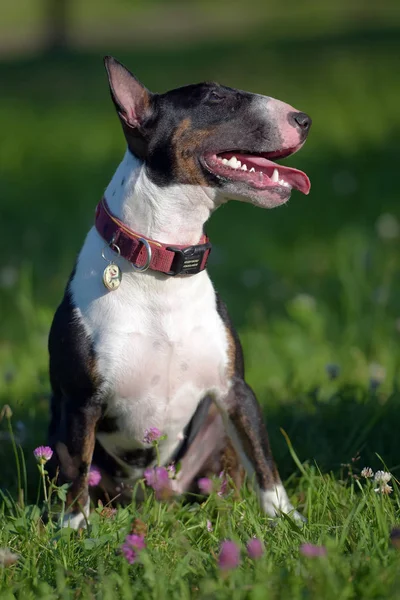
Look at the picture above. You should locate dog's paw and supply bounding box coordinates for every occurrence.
[290,509,307,525]
[260,484,305,523]
[60,498,90,530]
[61,512,87,530]
[170,479,184,495]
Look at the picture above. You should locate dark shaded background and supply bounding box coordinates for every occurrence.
[1,0,400,496]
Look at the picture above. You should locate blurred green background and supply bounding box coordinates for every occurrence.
[1,0,400,496]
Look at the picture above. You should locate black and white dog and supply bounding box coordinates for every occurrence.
[48,57,311,528]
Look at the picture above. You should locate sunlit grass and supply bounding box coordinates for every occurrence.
[0,420,399,599]
[1,16,400,599]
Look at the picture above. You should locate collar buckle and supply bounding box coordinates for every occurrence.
[166,242,212,276]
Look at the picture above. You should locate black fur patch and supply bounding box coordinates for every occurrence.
[144,84,276,188]
[48,274,103,449]
[96,415,119,435]
[48,281,101,405]
[116,448,155,468]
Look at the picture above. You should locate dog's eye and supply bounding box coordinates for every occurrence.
[208,91,225,103]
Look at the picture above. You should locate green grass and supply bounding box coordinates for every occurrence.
[1,9,400,598]
[1,429,400,599]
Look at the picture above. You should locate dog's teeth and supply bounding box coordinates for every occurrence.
[222,158,229,165]
[227,156,239,168]
[271,168,279,183]
[258,171,263,182]
[241,164,247,171]
[249,167,255,173]
[236,160,242,168]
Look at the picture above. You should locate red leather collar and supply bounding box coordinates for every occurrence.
[95,198,212,276]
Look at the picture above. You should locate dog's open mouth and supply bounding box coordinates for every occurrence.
[204,146,310,195]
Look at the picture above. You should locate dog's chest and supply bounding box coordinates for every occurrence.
[96,307,228,442]
[71,229,230,459]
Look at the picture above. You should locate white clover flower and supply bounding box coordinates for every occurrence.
[361,467,374,478]
[373,471,393,494]
[374,471,391,484]
[374,484,393,495]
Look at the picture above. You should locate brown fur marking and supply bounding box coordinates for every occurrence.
[228,405,279,489]
[220,439,245,496]
[60,408,101,513]
[224,323,237,380]
[173,117,215,186]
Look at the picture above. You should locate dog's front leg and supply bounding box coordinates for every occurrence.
[214,379,304,522]
[55,401,101,529]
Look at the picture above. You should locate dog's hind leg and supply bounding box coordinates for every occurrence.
[170,400,224,493]
[213,379,304,522]
[170,399,244,497]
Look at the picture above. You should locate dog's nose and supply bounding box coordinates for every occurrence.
[291,111,312,132]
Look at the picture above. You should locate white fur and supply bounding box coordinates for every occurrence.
[105,150,221,245]
[61,497,90,529]
[260,484,298,518]
[70,151,230,478]
[69,149,300,521]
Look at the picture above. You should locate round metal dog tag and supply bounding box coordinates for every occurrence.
[103,263,122,291]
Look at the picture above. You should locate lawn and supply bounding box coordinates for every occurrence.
[1,8,400,598]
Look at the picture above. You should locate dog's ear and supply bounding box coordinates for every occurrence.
[104,56,154,157]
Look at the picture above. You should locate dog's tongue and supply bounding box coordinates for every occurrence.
[272,164,310,195]
[241,154,310,195]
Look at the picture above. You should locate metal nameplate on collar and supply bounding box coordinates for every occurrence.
[166,242,212,276]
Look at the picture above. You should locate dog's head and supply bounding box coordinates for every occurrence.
[105,56,311,209]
